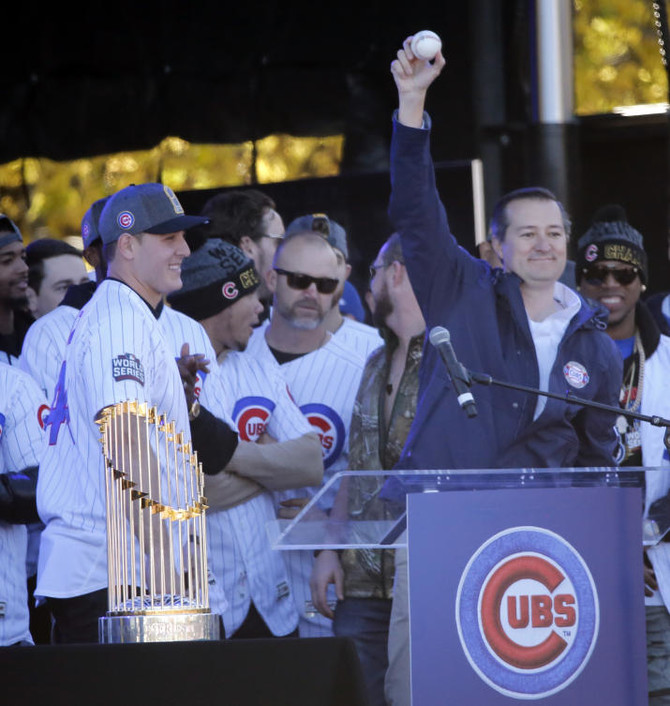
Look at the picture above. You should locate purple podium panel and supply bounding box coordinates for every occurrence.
[407,486,646,704]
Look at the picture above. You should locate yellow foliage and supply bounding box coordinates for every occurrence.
[1,0,666,240]
[0,135,343,242]
[574,0,669,114]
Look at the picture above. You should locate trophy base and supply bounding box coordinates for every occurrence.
[99,612,221,643]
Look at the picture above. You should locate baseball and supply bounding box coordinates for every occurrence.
[410,30,442,61]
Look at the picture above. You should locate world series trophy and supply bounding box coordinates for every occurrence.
[96,401,220,643]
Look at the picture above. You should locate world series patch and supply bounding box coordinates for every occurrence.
[455,526,599,699]
[112,353,145,386]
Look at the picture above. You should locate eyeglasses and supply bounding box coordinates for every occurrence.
[582,265,639,287]
[369,262,390,279]
[274,268,339,294]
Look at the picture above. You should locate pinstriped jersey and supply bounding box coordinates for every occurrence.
[246,324,366,497]
[159,305,217,367]
[201,349,313,637]
[334,317,384,362]
[19,304,80,401]
[0,362,47,645]
[20,301,217,585]
[36,279,191,600]
[244,324,366,637]
[20,300,218,419]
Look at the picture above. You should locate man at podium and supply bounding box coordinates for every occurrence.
[383,33,624,706]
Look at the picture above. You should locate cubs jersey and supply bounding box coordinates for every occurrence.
[333,317,384,363]
[245,325,366,637]
[200,349,313,637]
[159,305,217,366]
[0,362,47,645]
[246,325,365,498]
[20,304,80,401]
[36,280,192,600]
[20,300,217,417]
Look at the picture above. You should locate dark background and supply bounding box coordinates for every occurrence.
[3,2,670,294]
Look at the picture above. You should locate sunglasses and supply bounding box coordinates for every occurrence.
[274,268,339,294]
[582,265,639,287]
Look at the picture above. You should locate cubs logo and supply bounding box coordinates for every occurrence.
[299,403,345,469]
[117,211,135,230]
[112,353,145,386]
[222,282,238,300]
[456,527,599,699]
[563,361,590,389]
[584,244,598,262]
[37,404,50,430]
[233,396,276,441]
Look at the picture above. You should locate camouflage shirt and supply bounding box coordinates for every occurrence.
[341,331,423,598]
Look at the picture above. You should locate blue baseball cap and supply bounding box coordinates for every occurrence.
[0,214,23,249]
[339,280,366,322]
[99,183,209,245]
[285,213,349,261]
[81,196,110,248]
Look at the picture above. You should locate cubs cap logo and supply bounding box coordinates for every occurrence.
[300,403,345,470]
[456,526,599,699]
[117,211,135,230]
[233,396,276,441]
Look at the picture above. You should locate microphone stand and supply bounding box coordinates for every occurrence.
[466,369,670,452]
[379,358,670,547]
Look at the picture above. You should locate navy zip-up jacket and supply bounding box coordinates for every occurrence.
[389,116,622,471]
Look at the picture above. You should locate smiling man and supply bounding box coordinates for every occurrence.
[0,215,31,365]
[35,182,210,643]
[577,205,670,704]
[386,34,622,472]
[383,38,625,706]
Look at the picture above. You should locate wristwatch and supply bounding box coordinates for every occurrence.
[189,399,201,421]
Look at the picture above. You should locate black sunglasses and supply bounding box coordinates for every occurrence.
[582,265,639,287]
[274,268,339,294]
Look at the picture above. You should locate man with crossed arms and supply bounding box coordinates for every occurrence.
[168,237,323,638]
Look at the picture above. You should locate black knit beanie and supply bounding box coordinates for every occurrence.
[168,238,260,320]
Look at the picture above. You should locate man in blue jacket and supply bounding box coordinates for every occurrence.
[384,35,624,706]
[387,36,622,473]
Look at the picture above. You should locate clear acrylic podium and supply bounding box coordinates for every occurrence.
[269,466,667,551]
[269,467,660,704]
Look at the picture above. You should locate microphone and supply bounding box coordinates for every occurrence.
[429,326,477,418]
